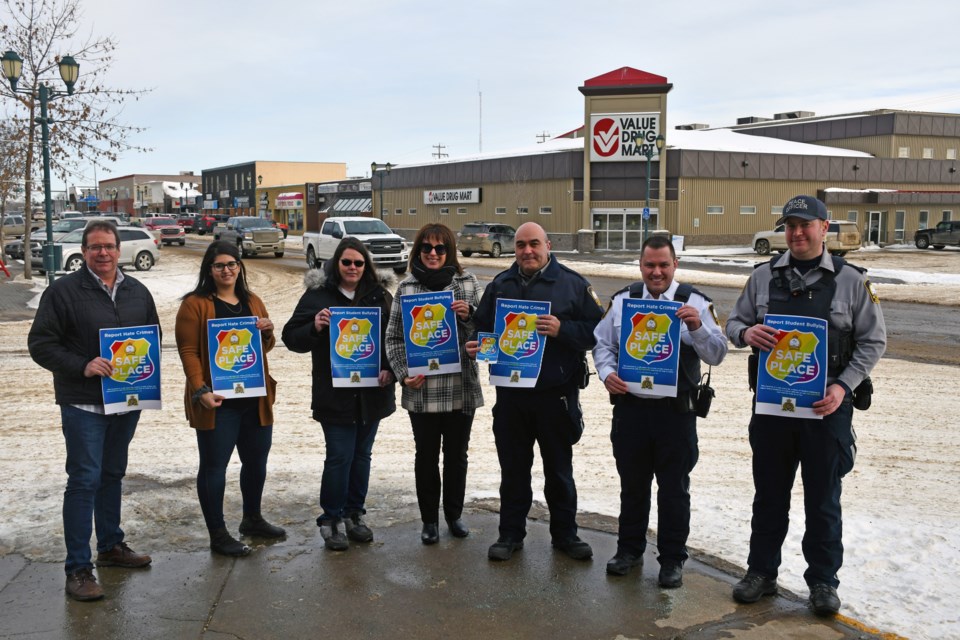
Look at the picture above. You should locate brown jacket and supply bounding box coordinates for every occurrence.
[175,293,277,430]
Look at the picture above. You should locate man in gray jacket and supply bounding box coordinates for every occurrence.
[725,195,886,617]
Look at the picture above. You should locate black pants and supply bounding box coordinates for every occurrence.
[611,396,698,565]
[492,387,578,543]
[409,410,474,524]
[747,399,856,588]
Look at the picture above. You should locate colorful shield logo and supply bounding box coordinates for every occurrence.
[624,312,674,364]
[765,330,821,385]
[108,338,156,384]
[498,312,540,359]
[335,317,376,362]
[214,328,258,372]
[408,303,452,349]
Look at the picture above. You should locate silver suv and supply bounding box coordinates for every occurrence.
[458,222,516,258]
[753,220,861,256]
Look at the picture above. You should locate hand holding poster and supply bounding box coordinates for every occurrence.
[476,332,499,363]
[488,298,550,387]
[99,324,162,414]
[755,314,828,419]
[399,291,461,376]
[207,317,267,399]
[329,307,382,387]
[617,298,682,396]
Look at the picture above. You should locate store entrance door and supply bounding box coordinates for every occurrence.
[592,209,652,251]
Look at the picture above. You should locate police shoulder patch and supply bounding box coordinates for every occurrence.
[708,303,720,325]
[588,286,603,310]
[864,279,879,303]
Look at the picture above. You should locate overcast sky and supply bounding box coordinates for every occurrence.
[14,0,960,187]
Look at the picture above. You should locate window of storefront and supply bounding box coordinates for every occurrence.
[457,207,467,215]
[944,210,953,222]
[408,208,417,216]
[439,208,449,215]
[919,210,929,230]
[707,205,723,215]
[495,207,506,215]
[847,210,858,223]
[395,208,402,216]
[739,205,756,215]
[922,148,934,159]
[539,206,552,215]
[517,207,528,215]
[898,147,910,158]
[947,149,957,160]
[771,205,782,216]
[895,210,905,242]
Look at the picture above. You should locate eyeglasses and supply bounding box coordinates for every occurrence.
[211,261,240,272]
[340,259,365,268]
[420,243,447,256]
[84,244,118,253]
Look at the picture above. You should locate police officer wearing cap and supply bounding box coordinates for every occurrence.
[725,195,886,616]
[467,222,604,563]
[593,234,727,588]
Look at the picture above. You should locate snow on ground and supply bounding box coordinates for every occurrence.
[1,247,958,639]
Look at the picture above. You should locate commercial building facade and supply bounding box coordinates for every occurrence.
[366,67,960,249]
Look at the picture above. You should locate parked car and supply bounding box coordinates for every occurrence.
[914,220,960,249]
[3,217,92,260]
[32,226,160,273]
[1,214,40,239]
[752,220,861,256]
[458,222,516,258]
[177,213,198,230]
[303,216,408,273]
[194,213,230,235]
[216,216,285,258]
[143,216,185,246]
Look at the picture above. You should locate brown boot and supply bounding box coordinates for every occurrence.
[65,567,104,601]
[95,542,152,568]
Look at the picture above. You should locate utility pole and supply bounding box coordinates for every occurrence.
[432,143,448,159]
[536,131,551,143]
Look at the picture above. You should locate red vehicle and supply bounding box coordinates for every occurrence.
[144,216,185,246]
[194,213,230,236]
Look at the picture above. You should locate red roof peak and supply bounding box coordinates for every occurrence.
[584,67,668,87]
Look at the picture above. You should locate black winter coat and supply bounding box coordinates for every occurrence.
[282,269,396,425]
[28,267,160,405]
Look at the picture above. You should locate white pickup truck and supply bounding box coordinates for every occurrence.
[303,217,409,274]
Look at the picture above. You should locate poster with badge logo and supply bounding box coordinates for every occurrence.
[206,317,267,399]
[617,298,682,396]
[488,299,550,387]
[99,325,162,414]
[756,314,828,419]
[476,332,499,363]
[329,307,381,387]
[399,291,461,376]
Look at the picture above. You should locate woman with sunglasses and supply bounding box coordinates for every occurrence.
[175,241,284,557]
[385,223,483,545]
[282,237,396,551]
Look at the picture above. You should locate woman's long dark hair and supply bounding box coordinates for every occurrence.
[324,237,382,299]
[181,240,252,303]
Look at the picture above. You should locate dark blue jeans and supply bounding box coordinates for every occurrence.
[409,410,473,524]
[196,399,272,532]
[317,421,379,523]
[60,405,139,575]
[747,399,856,588]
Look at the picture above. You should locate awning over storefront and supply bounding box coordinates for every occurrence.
[331,197,372,214]
[276,192,304,210]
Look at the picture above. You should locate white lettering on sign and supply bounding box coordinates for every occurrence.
[590,113,661,162]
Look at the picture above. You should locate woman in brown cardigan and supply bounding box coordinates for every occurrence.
[175,241,282,556]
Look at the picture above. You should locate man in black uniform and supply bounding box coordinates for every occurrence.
[725,196,886,616]
[593,235,728,587]
[467,222,603,562]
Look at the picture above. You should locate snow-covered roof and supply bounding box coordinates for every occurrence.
[397,128,871,170]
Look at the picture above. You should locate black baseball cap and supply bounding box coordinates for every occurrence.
[776,195,828,226]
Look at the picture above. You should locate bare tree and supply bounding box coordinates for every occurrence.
[1,0,151,278]
[0,120,26,257]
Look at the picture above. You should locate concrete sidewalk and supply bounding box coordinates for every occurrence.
[0,278,36,322]
[0,511,882,640]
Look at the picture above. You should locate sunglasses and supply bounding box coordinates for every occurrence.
[420,243,447,256]
[340,259,365,268]
[211,261,240,271]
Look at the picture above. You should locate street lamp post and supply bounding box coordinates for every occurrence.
[636,133,666,244]
[370,161,393,219]
[2,50,80,284]
[179,182,186,214]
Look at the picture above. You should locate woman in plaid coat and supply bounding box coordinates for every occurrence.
[385,223,484,545]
